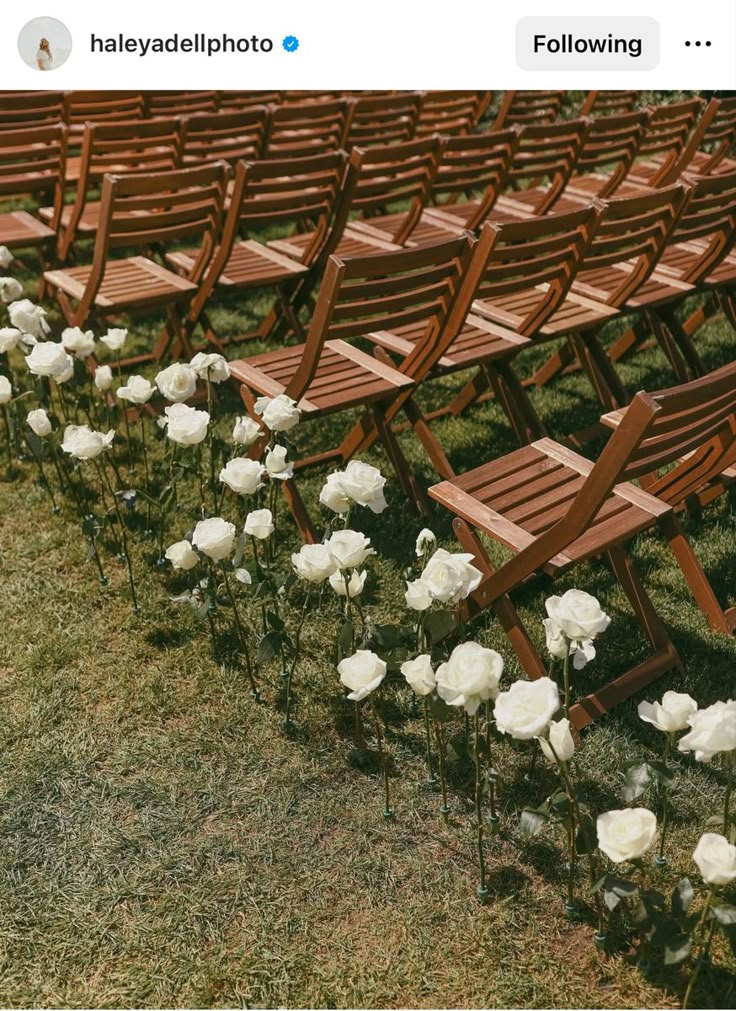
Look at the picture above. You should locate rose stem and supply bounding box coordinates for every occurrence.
[657,733,673,865]
[221,566,258,700]
[206,376,217,511]
[373,703,392,820]
[26,434,58,511]
[563,640,571,721]
[423,698,436,784]
[195,445,206,517]
[485,701,498,824]
[474,711,488,902]
[284,587,310,729]
[551,741,578,915]
[683,888,716,1010]
[139,413,152,534]
[433,717,450,822]
[98,459,139,614]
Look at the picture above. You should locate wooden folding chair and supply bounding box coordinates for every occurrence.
[679,97,736,176]
[345,93,422,148]
[262,99,351,157]
[493,91,564,129]
[143,91,219,117]
[580,91,639,117]
[598,363,736,635]
[228,237,476,542]
[40,118,183,262]
[0,124,67,283]
[43,163,227,365]
[618,98,705,193]
[63,91,144,144]
[180,108,268,165]
[415,91,493,137]
[218,91,282,111]
[0,91,65,130]
[428,394,687,730]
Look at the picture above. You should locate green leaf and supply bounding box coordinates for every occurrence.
[672,878,694,919]
[233,532,246,568]
[520,807,549,839]
[575,812,597,855]
[664,935,692,965]
[706,814,725,828]
[449,733,469,760]
[337,620,354,660]
[25,430,43,457]
[429,695,453,723]
[371,624,410,649]
[258,630,283,665]
[158,484,177,513]
[266,611,284,632]
[647,760,675,788]
[710,902,736,926]
[549,790,572,818]
[623,762,653,802]
[423,609,455,645]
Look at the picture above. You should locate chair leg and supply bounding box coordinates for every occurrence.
[607,315,651,364]
[570,331,630,412]
[658,309,707,379]
[661,512,735,634]
[717,287,736,331]
[487,361,547,444]
[646,310,693,383]
[528,338,577,388]
[370,406,431,517]
[682,293,718,338]
[447,369,491,417]
[281,478,318,545]
[401,397,456,481]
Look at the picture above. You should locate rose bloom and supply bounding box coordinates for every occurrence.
[435,641,503,715]
[165,540,199,571]
[405,577,432,611]
[61,425,115,460]
[232,415,261,447]
[0,246,12,268]
[329,568,367,599]
[26,407,52,438]
[401,654,436,697]
[335,460,387,514]
[254,393,300,432]
[54,357,75,385]
[0,328,21,354]
[117,375,154,405]
[597,808,657,864]
[244,508,274,540]
[164,403,209,446]
[543,617,596,670]
[638,691,697,734]
[545,589,610,641]
[693,833,736,886]
[9,300,50,339]
[190,352,230,383]
[327,529,375,570]
[265,444,293,481]
[155,362,198,403]
[539,718,575,764]
[219,457,265,496]
[291,543,337,583]
[100,328,128,352]
[494,677,560,740]
[61,327,96,358]
[0,277,23,304]
[420,548,483,604]
[0,375,11,404]
[192,517,236,561]
[94,365,113,392]
[415,528,437,558]
[24,341,70,378]
[319,471,351,514]
[678,700,736,762]
[338,650,387,702]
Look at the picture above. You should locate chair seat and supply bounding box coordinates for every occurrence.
[367,313,530,369]
[268,228,402,261]
[346,211,463,248]
[423,200,482,228]
[428,438,671,572]
[44,256,197,309]
[471,286,618,337]
[656,243,736,288]
[229,339,414,416]
[0,210,55,248]
[167,240,309,288]
[571,264,693,310]
[39,201,100,232]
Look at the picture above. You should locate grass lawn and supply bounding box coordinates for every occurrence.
[0,246,735,1009]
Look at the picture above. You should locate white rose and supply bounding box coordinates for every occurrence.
[9,300,50,339]
[420,548,483,604]
[164,403,209,446]
[61,425,115,460]
[235,568,252,585]
[319,471,350,514]
[244,508,274,540]
[693,833,736,886]
[24,341,69,377]
[327,529,375,570]
[638,691,698,735]
[54,357,75,385]
[94,365,113,392]
[678,700,736,762]
[233,415,261,447]
[415,528,437,558]
[405,578,432,611]
[61,327,96,358]
[155,363,198,403]
[0,277,23,304]
[336,460,387,513]
[219,457,264,496]
[265,444,293,481]
[254,393,300,432]
[338,650,387,702]
[165,540,199,571]
[543,617,596,670]
[0,375,11,404]
[0,328,21,353]
[117,375,154,405]
[494,677,560,740]
[329,568,367,598]
[100,328,128,352]
[192,517,236,561]
[597,808,657,864]
[291,543,337,583]
[539,718,575,764]
[401,654,436,697]
[26,407,51,438]
[190,352,230,383]
[545,589,610,641]
[0,246,12,268]
[435,641,504,715]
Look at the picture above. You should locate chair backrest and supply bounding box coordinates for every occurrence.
[664,169,736,283]
[263,99,351,157]
[576,184,690,306]
[415,91,493,137]
[0,91,66,130]
[503,118,589,215]
[180,108,268,164]
[345,93,422,147]
[286,236,475,401]
[0,124,67,218]
[580,91,639,117]
[471,205,602,335]
[218,90,282,111]
[144,91,219,117]
[630,98,705,184]
[494,90,564,129]
[571,110,650,196]
[63,91,144,131]
[429,128,520,229]
[667,96,736,180]
[75,118,183,182]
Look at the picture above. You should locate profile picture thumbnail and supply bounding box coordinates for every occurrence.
[17,16,72,72]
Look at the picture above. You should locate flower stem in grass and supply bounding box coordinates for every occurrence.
[563,642,571,722]
[195,445,206,518]
[221,566,258,700]
[656,733,673,866]
[139,414,152,535]
[372,704,392,820]
[550,739,578,916]
[97,460,139,614]
[284,588,310,730]
[683,888,716,1010]
[724,750,734,843]
[423,699,436,785]
[474,711,489,903]
[2,405,14,479]
[25,434,58,512]
[434,717,450,822]
[206,376,217,512]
